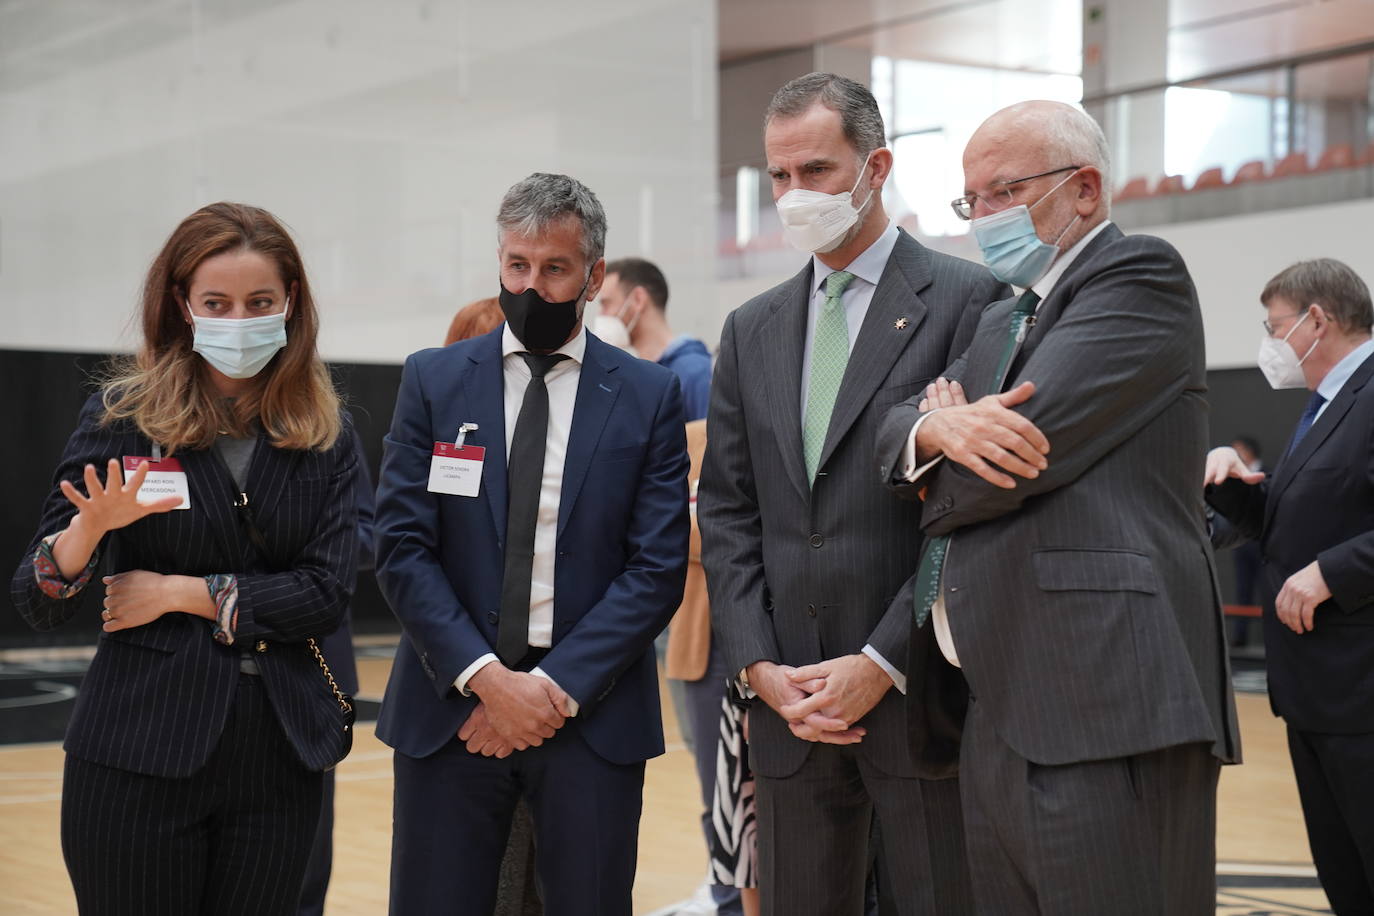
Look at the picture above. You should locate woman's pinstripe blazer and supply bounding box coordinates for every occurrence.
[10,393,359,777]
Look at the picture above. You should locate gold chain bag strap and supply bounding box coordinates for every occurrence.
[231,483,355,768]
[308,636,355,721]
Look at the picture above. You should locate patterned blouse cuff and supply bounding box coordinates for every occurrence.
[33,532,99,600]
[206,574,240,646]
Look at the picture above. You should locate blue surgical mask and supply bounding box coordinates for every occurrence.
[191,303,289,379]
[971,171,1080,288]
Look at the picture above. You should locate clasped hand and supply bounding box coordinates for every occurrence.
[749,655,892,745]
[917,379,1050,489]
[459,665,572,758]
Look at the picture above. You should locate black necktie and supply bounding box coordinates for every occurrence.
[497,352,568,666]
[1282,392,1327,463]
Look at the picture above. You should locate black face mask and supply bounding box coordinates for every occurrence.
[498,274,590,352]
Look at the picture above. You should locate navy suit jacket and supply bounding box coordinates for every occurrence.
[1209,349,1374,733]
[373,327,690,765]
[10,394,360,777]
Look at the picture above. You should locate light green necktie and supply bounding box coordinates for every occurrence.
[803,270,856,483]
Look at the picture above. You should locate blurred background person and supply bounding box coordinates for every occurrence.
[446,297,506,348]
[1226,435,1264,651]
[10,202,359,915]
[596,257,712,422]
[298,417,375,916]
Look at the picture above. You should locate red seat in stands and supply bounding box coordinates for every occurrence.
[1191,167,1226,190]
[1155,174,1186,194]
[1232,160,1267,183]
[1271,152,1310,178]
[1116,177,1150,201]
[1316,144,1355,170]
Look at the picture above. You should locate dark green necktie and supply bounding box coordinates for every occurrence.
[913,289,1040,627]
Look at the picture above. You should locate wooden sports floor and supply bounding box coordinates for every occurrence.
[0,643,1335,915]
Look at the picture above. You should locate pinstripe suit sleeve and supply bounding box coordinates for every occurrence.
[923,237,1201,535]
[699,309,782,678]
[232,429,358,642]
[11,394,119,632]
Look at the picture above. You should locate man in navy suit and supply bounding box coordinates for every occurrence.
[374,172,690,916]
[1207,258,1374,914]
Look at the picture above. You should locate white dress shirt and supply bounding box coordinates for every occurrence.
[800,221,900,415]
[1315,337,1374,420]
[453,323,586,712]
[902,220,1113,667]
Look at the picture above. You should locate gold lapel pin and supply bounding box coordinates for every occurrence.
[894,317,909,330]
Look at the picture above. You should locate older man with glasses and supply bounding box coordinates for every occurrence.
[876,100,1240,914]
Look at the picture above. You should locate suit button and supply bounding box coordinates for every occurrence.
[809,534,824,548]
[808,604,817,617]
[255,640,268,653]
[487,611,499,625]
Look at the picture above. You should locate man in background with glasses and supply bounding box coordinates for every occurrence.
[1206,259,1374,915]
[877,100,1239,913]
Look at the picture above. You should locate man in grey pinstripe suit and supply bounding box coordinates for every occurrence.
[877,101,1241,914]
[699,72,1007,916]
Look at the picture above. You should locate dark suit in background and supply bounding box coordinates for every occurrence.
[879,224,1240,913]
[374,328,688,916]
[700,227,1004,915]
[1209,347,1374,912]
[11,394,359,916]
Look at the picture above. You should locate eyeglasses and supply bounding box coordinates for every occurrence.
[950,165,1081,221]
[1262,312,1303,337]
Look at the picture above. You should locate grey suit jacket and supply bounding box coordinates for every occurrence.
[878,223,1241,767]
[700,229,1007,779]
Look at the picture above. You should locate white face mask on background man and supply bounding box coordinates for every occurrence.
[1257,308,1317,390]
[775,151,876,254]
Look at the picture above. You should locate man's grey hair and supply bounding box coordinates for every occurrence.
[1262,258,1374,334]
[764,72,886,157]
[1040,105,1113,204]
[496,172,607,267]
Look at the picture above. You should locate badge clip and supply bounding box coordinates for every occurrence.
[456,423,479,448]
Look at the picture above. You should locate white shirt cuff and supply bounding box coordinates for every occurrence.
[736,666,757,699]
[861,644,907,695]
[901,410,947,482]
[531,667,580,716]
[454,653,498,696]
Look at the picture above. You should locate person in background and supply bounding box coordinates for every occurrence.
[596,257,712,422]
[297,419,374,916]
[374,173,689,916]
[1227,435,1264,649]
[11,201,359,915]
[447,297,505,348]
[1206,258,1374,915]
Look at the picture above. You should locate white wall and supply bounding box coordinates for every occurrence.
[0,0,717,363]
[1137,198,1374,368]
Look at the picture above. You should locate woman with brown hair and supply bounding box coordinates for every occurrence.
[10,202,360,915]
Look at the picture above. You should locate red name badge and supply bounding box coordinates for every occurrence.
[122,456,191,509]
[428,443,486,497]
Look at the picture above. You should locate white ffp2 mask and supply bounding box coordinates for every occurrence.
[775,153,876,254]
